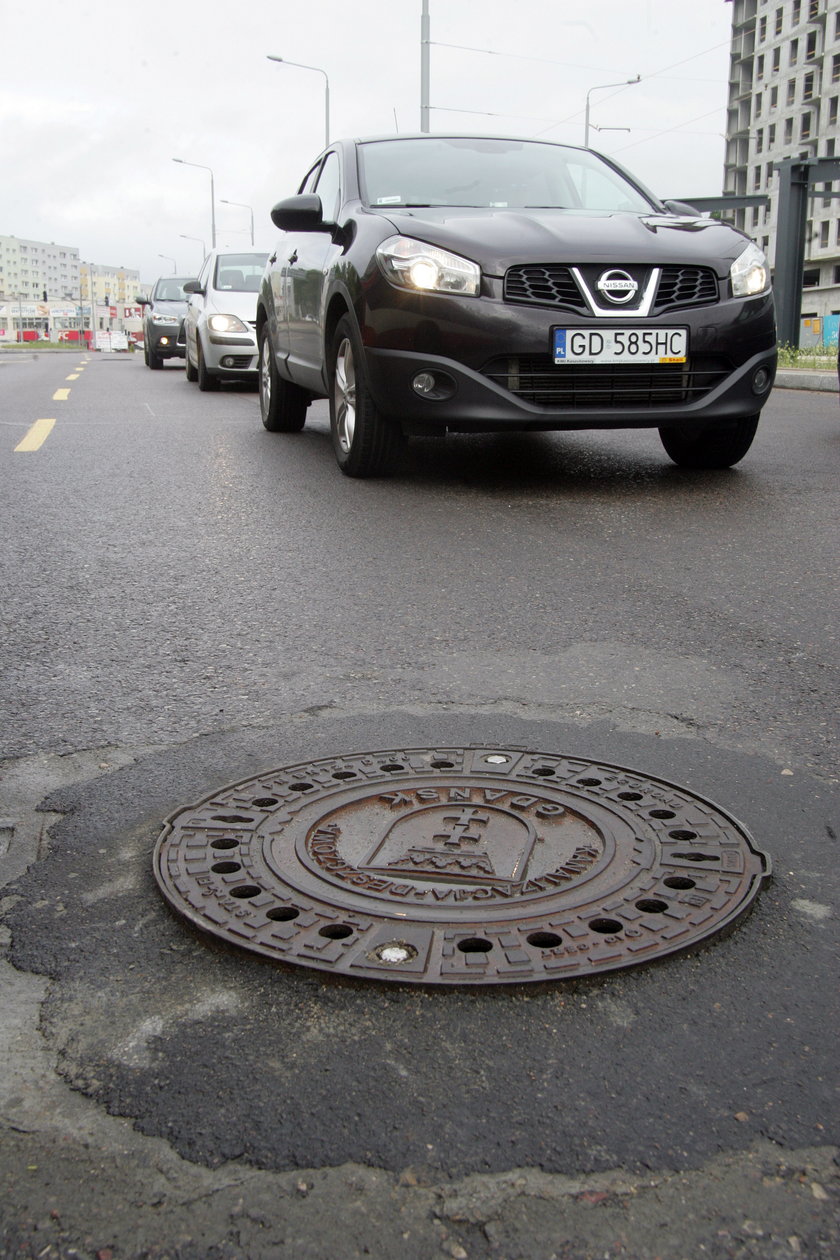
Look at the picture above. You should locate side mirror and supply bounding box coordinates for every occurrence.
[182,279,203,295]
[662,199,701,216]
[136,295,150,305]
[270,194,327,232]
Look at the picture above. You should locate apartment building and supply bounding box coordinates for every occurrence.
[0,237,145,339]
[0,234,80,302]
[81,262,142,308]
[725,0,840,331]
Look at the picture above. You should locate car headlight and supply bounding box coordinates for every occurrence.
[730,242,769,297]
[152,315,180,325]
[376,236,480,296]
[208,313,250,334]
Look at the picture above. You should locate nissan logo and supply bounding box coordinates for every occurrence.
[596,269,638,305]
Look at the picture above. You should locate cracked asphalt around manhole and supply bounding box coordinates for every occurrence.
[1,355,838,1258]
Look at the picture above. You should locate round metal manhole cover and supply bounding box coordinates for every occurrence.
[153,747,771,985]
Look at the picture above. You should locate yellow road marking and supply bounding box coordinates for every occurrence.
[66,373,80,380]
[52,388,70,401]
[15,418,56,452]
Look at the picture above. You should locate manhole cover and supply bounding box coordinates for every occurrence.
[153,747,771,985]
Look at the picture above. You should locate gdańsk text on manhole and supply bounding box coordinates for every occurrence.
[153,747,771,985]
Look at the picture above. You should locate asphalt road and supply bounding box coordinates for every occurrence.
[1,348,838,1259]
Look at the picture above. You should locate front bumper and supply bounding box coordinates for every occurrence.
[203,330,259,374]
[361,287,777,433]
[148,322,185,358]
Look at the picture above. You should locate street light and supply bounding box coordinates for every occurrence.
[179,234,206,263]
[172,158,217,248]
[266,56,329,149]
[584,76,640,148]
[220,199,255,246]
[158,254,177,274]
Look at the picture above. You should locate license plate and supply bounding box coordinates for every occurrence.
[553,327,687,365]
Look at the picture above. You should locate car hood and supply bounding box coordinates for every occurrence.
[375,207,752,276]
[152,300,188,317]
[206,290,259,320]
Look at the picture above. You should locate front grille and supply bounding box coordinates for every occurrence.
[481,354,731,408]
[504,266,588,312]
[504,264,719,313]
[655,266,718,311]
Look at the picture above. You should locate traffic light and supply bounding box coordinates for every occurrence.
[42,289,48,301]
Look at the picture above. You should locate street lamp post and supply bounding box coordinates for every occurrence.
[220,199,255,246]
[266,56,329,149]
[172,158,217,248]
[584,77,640,148]
[179,234,207,263]
[420,0,430,132]
[158,254,178,274]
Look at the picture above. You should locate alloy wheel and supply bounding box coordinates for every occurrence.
[260,339,271,413]
[333,337,356,454]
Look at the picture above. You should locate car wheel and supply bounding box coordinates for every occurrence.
[148,345,163,370]
[185,345,198,382]
[258,328,307,431]
[329,315,404,477]
[196,338,218,391]
[658,415,760,469]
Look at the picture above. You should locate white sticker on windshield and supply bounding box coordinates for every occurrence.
[376,195,403,205]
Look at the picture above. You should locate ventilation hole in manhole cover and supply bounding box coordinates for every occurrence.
[457,937,493,953]
[153,748,771,986]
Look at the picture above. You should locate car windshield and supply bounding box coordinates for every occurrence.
[359,136,656,214]
[154,277,191,301]
[213,253,269,292]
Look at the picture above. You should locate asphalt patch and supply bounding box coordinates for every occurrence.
[4,712,839,1177]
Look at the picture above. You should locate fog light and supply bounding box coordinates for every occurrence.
[752,366,772,394]
[411,370,456,401]
[160,337,170,346]
[221,355,235,367]
[412,372,436,395]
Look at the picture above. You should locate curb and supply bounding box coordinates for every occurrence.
[774,367,838,392]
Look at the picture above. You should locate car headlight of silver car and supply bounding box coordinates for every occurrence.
[730,242,770,297]
[376,236,480,296]
[207,313,251,334]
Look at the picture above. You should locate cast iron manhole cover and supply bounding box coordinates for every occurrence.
[153,747,771,985]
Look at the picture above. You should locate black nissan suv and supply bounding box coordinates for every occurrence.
[138,276,191,369]
[256,134,777,477]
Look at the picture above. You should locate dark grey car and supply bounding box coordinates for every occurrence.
[138,276,190,369]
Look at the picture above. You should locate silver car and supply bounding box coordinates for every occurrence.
[183,250,268,390]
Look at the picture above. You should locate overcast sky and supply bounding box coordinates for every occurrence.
[0,0,734,285]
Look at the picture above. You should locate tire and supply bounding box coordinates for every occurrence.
[259,328,307,431]
[328,315,404,477]
[196,337,218,391]
[185,344,198,382]
[658,414,760,469]
[148,344,163,370]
